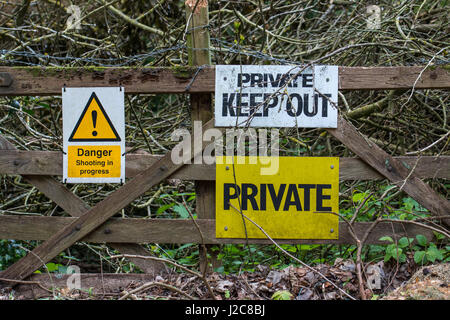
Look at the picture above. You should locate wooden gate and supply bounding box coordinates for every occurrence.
[0,4,449,294]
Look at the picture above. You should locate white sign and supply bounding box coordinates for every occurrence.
[63,87,125,183]
[215,65,338,128]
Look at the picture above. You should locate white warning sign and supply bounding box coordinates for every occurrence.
[62,87,125,184]
[215,65,338,128]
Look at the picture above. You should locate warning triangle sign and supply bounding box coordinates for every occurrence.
[69,92,121,142]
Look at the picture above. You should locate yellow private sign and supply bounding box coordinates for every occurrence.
[216,156,339,239]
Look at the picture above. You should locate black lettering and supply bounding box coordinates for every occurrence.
[224,183,240,210]
[249,93,263,117]
[287,74,298,88]
[316,184,332,211]
[237,73,250,86]
[321,94,332,117]
[237,93,248,116]
[77,148,84,156]
[260,184,267,211]
[286,93,302,117]
[268,73,280,87]
[283,184,302,211]
[303,74,313,87]
[250,73,263,87]
[222,93,235,116]
[263,94,278,116]
[268,184,286,211]
[305,94,318,117]
[298,184,315,211]
[277,73,288,87]
[242,183,259,210]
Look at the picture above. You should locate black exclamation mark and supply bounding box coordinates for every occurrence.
[92,110,97,137]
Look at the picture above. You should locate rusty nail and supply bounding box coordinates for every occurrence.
[104,228,111,234]
[430,72,438,80]
[75,224,81,231]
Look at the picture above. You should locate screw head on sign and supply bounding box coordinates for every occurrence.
[224,226,228,231]
[330,228,334,233]
[330,165,334,169]
[226,166,230,170]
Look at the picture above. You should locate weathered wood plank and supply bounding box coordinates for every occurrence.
[186,0,218,274]
[0,150,448,180]
[0,66,213,95]
[0,119,219,283]
[12,273,163,299]
[327,116,450,227]
[0,66,448,96]
[338,66,450,90]
[0,216,434,245]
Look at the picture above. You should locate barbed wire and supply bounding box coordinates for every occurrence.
[1,42,448,68]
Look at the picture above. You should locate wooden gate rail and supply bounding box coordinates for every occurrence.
[0,64,449,283]
[0,216,434,246]
[0,65,449,96]
[0,150,448,180]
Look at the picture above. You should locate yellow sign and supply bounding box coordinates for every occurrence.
[216,156,339,239]
[69,92,121,142]
[67,145,121,178]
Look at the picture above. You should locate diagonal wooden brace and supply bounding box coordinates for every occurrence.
[0,136,167,275]
[327,116,450,227]
[0,119,220,283]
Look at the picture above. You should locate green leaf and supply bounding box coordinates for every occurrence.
[38,102,50,109]
[225,290,231,299]
[173,205,189,219]
[156,203,175,215]
[387,245,402,260]
[384,251,392,262]
[426,246,443,261]
[379,236,394,243]
[398,237,413,248]
[271,290,293,300]
[416,234,428,247]
[426,251,437,262]
[352,192,367,203]
[399,254,407,263]
[414,251,426,264]
[214,266,224,273]
[45,262,61,272]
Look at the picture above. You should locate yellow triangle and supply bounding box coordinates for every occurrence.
[69,92,121,142]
